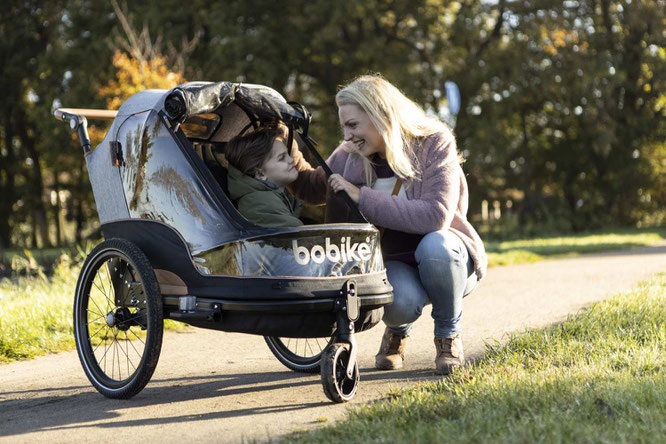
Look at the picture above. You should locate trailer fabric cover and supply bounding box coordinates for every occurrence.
[163,81,308,131]
[86,126,130,223]
[117,110,242,254]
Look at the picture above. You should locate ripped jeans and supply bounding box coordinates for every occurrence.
[382,230,478,339]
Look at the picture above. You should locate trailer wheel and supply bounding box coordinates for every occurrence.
[74,238,163,399]
[321,343,359,403]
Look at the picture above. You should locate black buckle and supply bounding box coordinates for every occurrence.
[345,280,359,322]
[111,141,124,166]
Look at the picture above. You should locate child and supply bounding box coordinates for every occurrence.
[224,126,303,227]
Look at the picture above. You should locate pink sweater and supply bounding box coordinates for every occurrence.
[290,132,488,279]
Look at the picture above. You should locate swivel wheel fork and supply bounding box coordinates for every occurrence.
[336,280,359,379]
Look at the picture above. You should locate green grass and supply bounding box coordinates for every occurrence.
[0,249,186,363]
[290,274,666,443]
[0,246,77,275]
[0,252,79,362]
[486,226,666,266]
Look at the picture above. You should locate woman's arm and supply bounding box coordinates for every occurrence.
[358,133,461,234]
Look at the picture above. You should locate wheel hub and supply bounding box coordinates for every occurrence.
[106,307,132,331]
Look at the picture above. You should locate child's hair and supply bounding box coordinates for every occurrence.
[224,126,285,177]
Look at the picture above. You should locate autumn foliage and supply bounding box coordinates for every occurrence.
[99,50,186,109]
[86,50,186,146]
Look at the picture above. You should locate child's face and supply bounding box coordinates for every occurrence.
[256,140,298,188]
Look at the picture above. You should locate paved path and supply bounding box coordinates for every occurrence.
[1,244,665,443]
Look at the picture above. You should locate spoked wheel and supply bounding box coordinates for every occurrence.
[264,336,333,373]
[321,343,359,403]
[74,238,163,399]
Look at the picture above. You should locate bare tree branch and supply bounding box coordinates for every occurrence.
[110,0,150,63]
[109,0,198,77]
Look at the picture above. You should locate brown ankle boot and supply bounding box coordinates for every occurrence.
[434,335,464,375]
[375,327,408,370]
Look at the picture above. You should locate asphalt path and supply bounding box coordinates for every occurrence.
[1,243,665,443]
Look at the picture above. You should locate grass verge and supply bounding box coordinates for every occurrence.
[0,249,186,363]
[0,254,76,363]
[290,273,666,443]
[486,226,666,266]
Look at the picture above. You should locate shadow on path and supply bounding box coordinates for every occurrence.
[0,365,438,437]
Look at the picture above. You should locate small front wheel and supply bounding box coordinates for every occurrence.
[74,238,163,399]
[321,343,359,403]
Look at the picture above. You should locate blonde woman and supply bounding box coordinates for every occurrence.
[290,75,487,374]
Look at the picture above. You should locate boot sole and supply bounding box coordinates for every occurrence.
[375,360,403,370]
[435,362,463,375]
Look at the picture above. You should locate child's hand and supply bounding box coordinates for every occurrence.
[328,174,360,203]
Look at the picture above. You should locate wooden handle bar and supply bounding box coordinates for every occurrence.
[54,108,118,121]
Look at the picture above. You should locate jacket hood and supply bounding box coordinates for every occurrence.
[227,164,275,201]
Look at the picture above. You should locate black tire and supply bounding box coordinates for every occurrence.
[74,238,163,399]
[320,343,359,403]
[264,336,333,373]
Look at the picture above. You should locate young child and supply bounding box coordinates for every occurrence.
[224,126,303,227]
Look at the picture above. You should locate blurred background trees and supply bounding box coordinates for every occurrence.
[0,0,664,248]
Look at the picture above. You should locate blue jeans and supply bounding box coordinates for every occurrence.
[382,230,478,338]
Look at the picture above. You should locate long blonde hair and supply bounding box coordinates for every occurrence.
[335,74,452,185]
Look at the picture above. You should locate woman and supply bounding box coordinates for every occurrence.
[290,75,487,374]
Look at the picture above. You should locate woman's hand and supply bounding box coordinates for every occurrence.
[328,174,360,204]
[341,140,361,154]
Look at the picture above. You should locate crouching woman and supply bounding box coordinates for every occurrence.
[289,75,487,374]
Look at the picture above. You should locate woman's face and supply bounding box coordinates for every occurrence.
[338,104,386,158]
[256,139,298,188]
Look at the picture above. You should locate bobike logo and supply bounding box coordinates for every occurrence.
[293,237,373,265]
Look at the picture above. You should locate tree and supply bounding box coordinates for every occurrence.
[2,1,664,248]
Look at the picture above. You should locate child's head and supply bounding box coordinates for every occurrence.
[225,126,298,188]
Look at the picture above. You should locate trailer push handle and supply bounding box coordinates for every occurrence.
[53,108,117,154]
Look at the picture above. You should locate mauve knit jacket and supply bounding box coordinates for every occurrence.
[289,131,488,280]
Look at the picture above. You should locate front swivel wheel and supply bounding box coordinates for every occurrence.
[321,343,359,403]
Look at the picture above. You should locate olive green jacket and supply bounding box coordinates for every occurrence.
[227,165,303,227]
